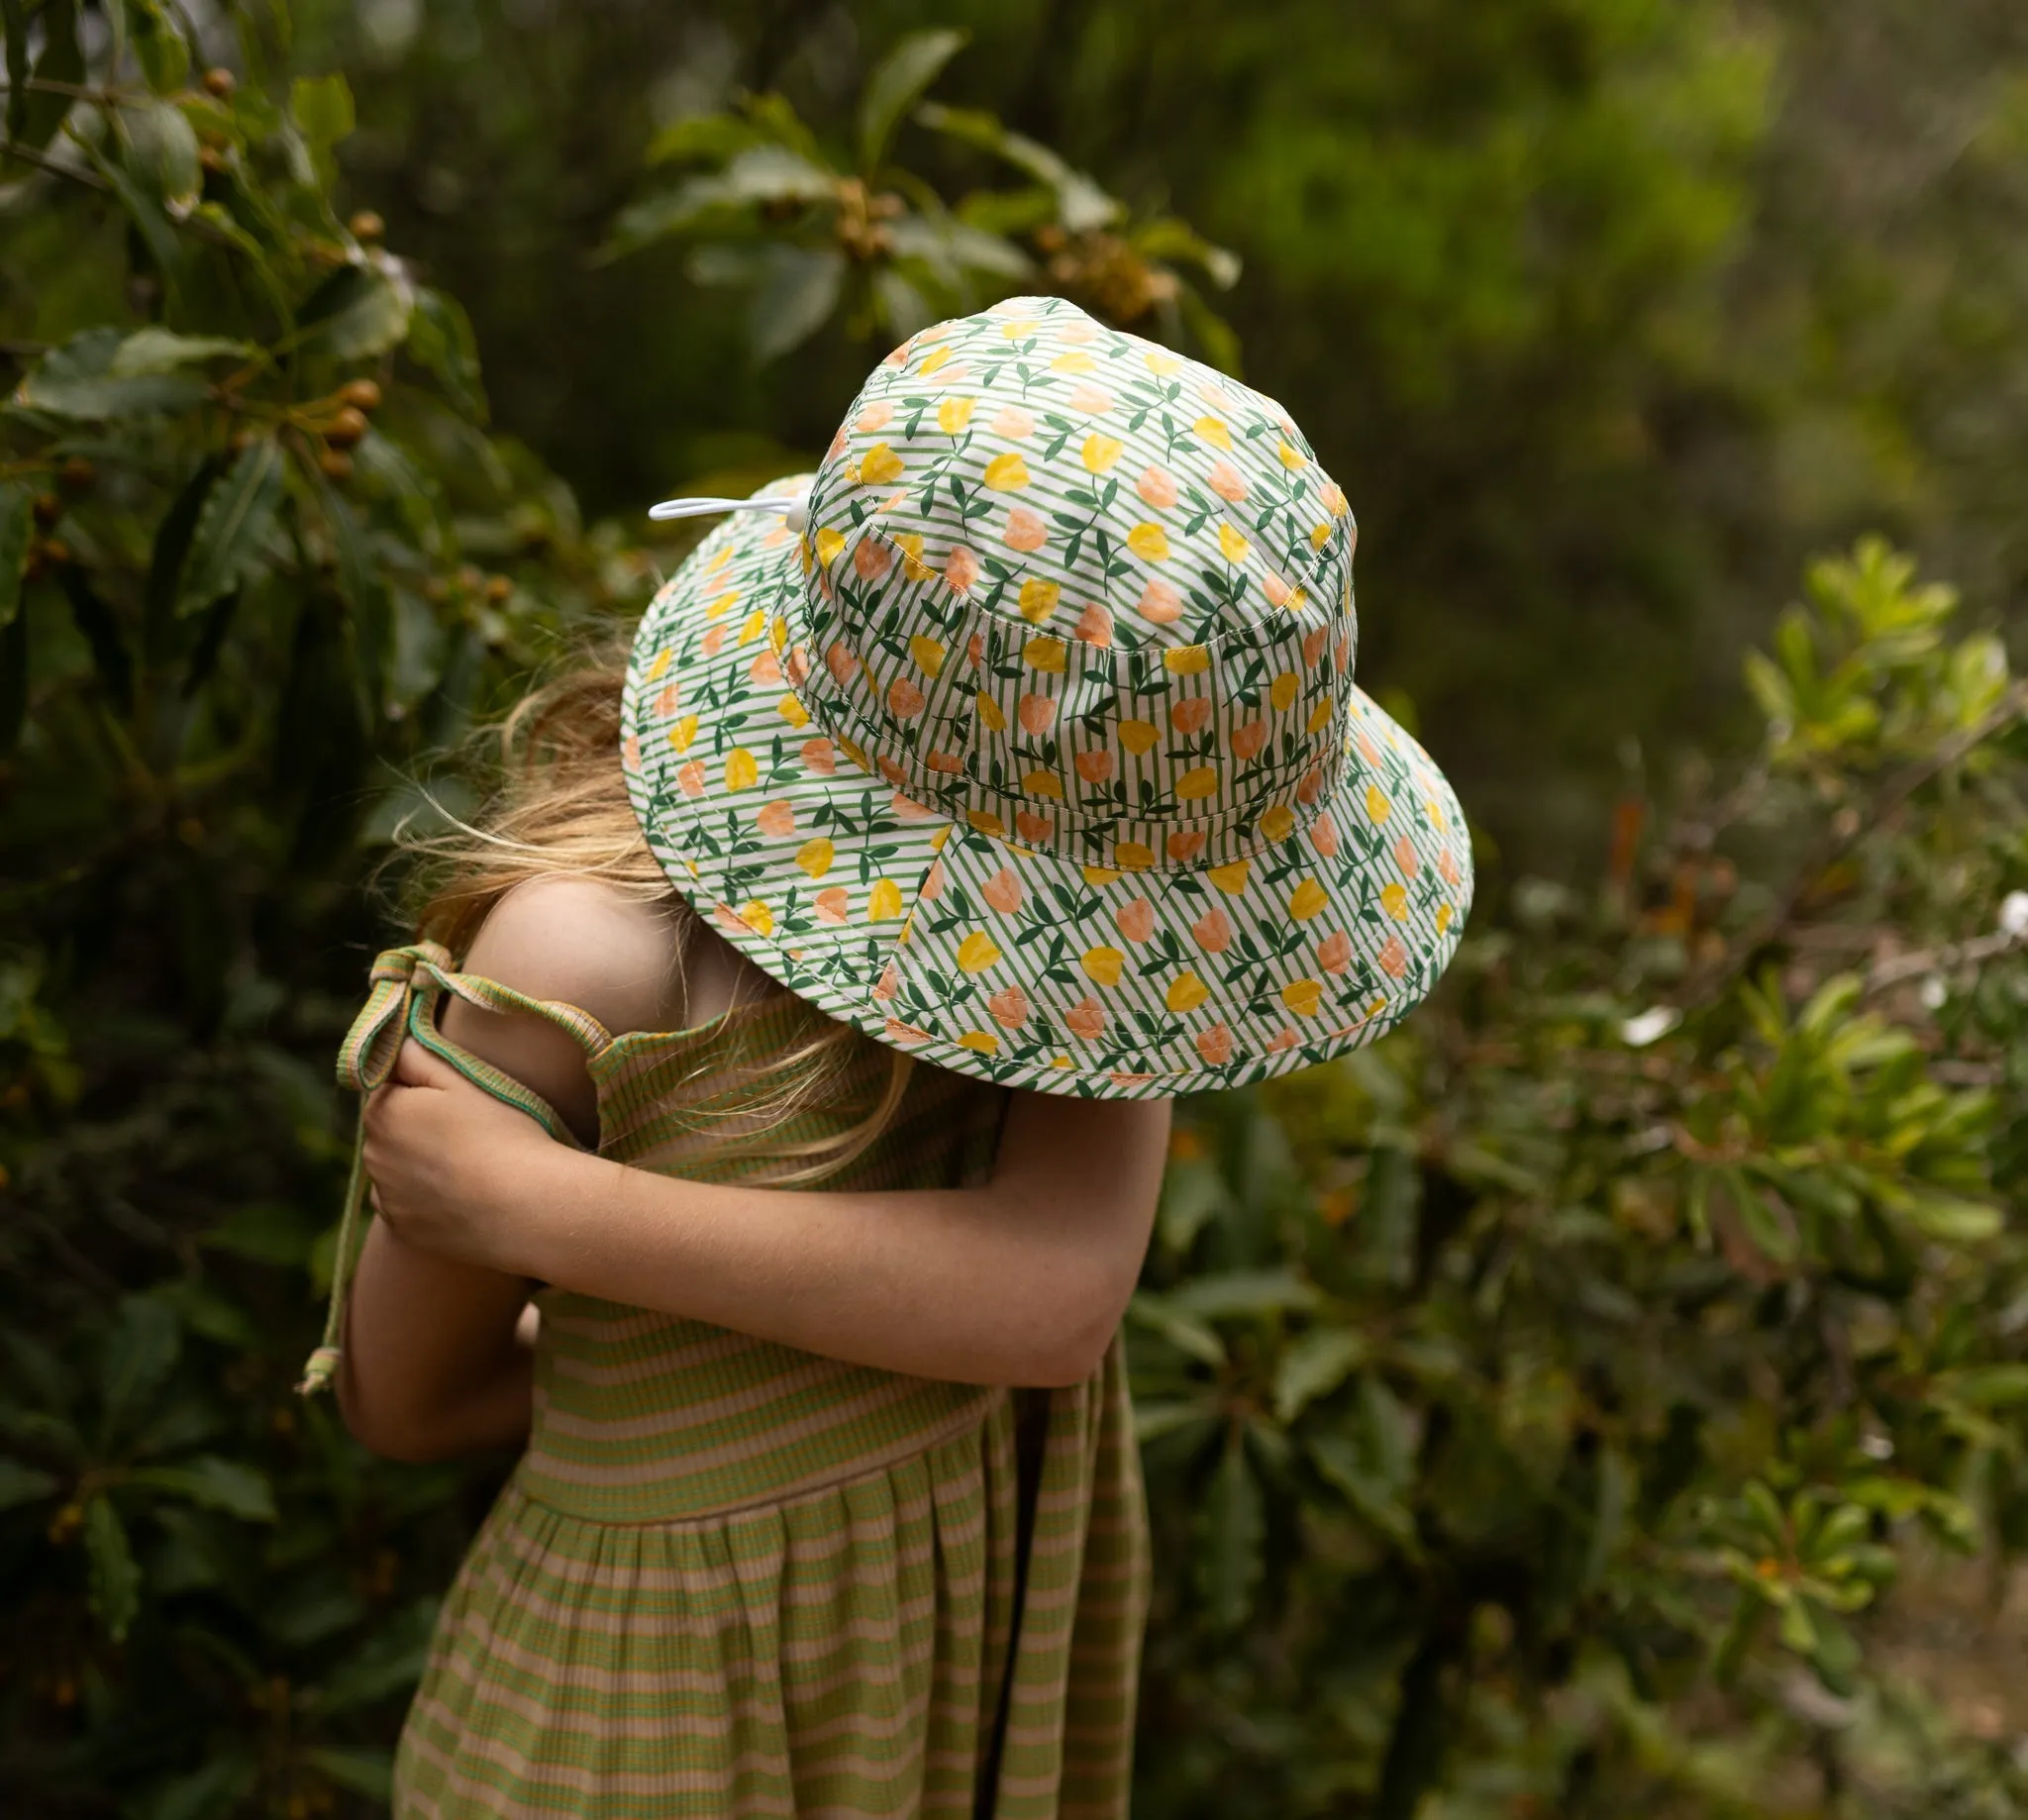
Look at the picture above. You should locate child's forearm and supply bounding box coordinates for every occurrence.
[506,1143,1134,1386]
[337,1221,536,1461]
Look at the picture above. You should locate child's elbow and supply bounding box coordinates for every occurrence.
[336,1373,474,1464]
[1024,1278,1133,1387]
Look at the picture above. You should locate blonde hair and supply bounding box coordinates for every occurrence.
[401,651,911,1184]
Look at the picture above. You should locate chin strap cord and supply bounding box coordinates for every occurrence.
[648,493,809,532]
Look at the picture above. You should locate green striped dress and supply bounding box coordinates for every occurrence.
[374,956,1151,1818]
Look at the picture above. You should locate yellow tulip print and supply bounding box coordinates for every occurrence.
[725,750,758,791]
[1082,946,1125,986]
[814,527,846,566]
[1270,671,1298,712]
[1193,416,1233,450]
[937,396,975,433]
[1174,766,1219,800]
[1082,433,1123,473]
[909,635,947,677]
[867,880,904,921]
[1288,878,1328,920]
[1381,882,1409,921]
[1366,784,1392,823]
[1207,859,1251,894]
[646,648,673,682]
[739,609,765,646]
[795,838,834,878]
[1019,578,1061,624]
[1023,770,1065,799]
[1118,719,1160,755]
[975,692,1007,732]
[1023,636,1067,673]
[1217,523,1252,563]
[1165,645,1210,676]
[739,902,774,937]
[667,715,699,753]
[958,1030,1000,1055]
[705,588,740,621]
[1127,522,1171,562]
[1260,805,1295,843]
[1115,842,1156,870]
[957,933,1003,973]
[1081,865,1123,886]
[1306,697,1334,735]
[1165,971,1210,1014]
[1281,978,1323,1017]
[1277,439,1307,469]
[983,453,1032,490]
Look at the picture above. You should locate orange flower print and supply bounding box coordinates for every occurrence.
[654,682,680,719]
[1075,750,1115,784]
[921,859,948,903]
[853,540,891,579]
[1205,458,1249,502]
[702,626,726,657]
[966,631,984,670]
[1195,1024,1234,1066]
[1170,697,1212,736]
[947,546,979,593]
[992,405,1035,440]
[981,867,1024,914]
[749,651,782,685]
[1166,831,1205,863]
[987,984,1031,1029]
[887,677,926,719]
[1333,634,1352,674]
[814,887,851,926]
[857,400,894,432]
[1391,834,1421,879]
[879,757,908,787]
[926,749,963,774]
[891,792,937,823]
[1074,602,1113,647]
[1267,1027,1299,1054]
[1377,935,1409,978]
[1191,905,1234,953]
[784,645,811,686]
[755,800,795,838]
[676,760,706,798]
[1311,812,1340,859]
[1015,810,1054,843]
[826,641,856,686]
[1296,766,1325,805]
[1301,626,1329,667]
[1003,507,1048,552]
[1137,464,1178,508]
[1018,693,1058,735]
[1116,899,1156,944]
[827,427,850,461]
[1230,719,1268,761]
[1263,572,1293,608]
[1320,480,1349,516]
[1137,579,1183,624]
[1065,997,1107,1041]
[1317,930,1353,975]
[1067,382,1113,414]
[874,961,900,1000]
[1438,847,1463,887]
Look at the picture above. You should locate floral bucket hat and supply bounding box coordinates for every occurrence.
[621,295,1472,1098]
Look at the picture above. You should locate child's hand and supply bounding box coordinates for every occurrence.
[361,1040,558,1276]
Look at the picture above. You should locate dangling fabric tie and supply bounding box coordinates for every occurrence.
[297,946,607,1396]
[648,494,809,532]
[296,943,456,1395]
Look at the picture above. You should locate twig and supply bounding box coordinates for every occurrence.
[0,138,110,191]
[1865,928,2025,995]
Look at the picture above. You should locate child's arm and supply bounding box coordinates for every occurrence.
[364,1040,1168,1390]
[336,882,685,1461]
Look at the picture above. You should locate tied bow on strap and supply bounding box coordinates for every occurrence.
[297,944,458,1395]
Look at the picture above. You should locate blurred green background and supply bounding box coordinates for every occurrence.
[5,3,2028,1816]
[282,0,2028,864]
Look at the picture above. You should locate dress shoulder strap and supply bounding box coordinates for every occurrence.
[297,942,615,1396]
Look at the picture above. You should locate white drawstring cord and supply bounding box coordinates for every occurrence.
[649,494,809,532]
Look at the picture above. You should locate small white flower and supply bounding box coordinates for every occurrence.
[1621,1005,1680,1048]
[1859,1433,1893,1461]
[1919,975,1948,1011]
[2000,890,2028,939]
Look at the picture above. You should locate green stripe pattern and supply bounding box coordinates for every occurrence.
[390,974,1151,1818]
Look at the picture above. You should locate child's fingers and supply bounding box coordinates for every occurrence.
[389,1038,460,1090]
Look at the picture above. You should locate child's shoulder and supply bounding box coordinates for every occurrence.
[462,876,688,1040]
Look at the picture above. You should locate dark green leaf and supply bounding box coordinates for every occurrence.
[290,71,355,187]
[748,246,846,363]
[309,464,389,718]
[295,262,412,360]
[179,440,284,615]
[125,1456,275,1522]
[56,562,135,710]
[0,481,31,629]
[144,455,226,660]
[123,0,190,93]
[1194,1435,1264,1631]
[0,1458,59,1510]
[100,1294,180,1432]
[13,0,79,156]
[85,1495,142,1641]
[13,327,214,420]
[1272,1326,1369,1424]
[858,29,968,173]
[405,287,487,422]
[2,0,29,146]
[0,605,26,755]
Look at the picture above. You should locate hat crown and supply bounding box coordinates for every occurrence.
[786,297,1360,869]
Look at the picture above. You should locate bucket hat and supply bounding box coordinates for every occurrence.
[621,295,1471,1098]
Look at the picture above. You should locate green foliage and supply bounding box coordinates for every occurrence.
[2,4,2026,1818]
[607,29,1238,369]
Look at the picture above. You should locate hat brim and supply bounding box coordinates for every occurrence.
[622,482,1472,1100]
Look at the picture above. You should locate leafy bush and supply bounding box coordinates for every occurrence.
[3,7,2026,1818]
